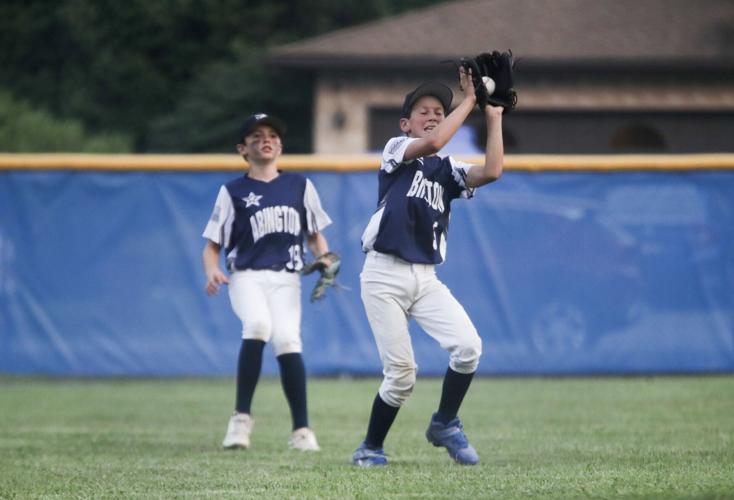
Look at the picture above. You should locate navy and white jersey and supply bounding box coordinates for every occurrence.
[203,172,332,272]
[361,136,475,264]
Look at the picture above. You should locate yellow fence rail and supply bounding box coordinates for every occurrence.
[1,153,734,172]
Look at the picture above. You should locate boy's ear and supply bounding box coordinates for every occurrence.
[399,118,411,134]
[236,143,247,158]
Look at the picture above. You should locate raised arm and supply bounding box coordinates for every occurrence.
[403,67,477,161]
[465,104,504,188]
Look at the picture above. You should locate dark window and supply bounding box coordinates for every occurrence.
[469,120,518,152]
[368,107,402,152]
[368,109,733,154]
[610,124,667,152]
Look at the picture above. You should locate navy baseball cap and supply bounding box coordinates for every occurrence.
[401,82,453,118]
[238,113,286,143]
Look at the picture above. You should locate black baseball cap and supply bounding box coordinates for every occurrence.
[238,113,286,143]
[401,82,453,118]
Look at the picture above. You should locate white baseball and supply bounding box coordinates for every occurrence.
[482,76,496,96]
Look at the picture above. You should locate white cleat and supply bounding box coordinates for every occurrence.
[222,413,253,449]
[288,427,321,452]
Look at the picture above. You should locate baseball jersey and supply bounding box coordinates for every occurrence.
[203,172,332,272]
[361,136,475,264]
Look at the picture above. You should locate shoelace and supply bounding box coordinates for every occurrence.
[363,449,385,458]
[437,420,470,449]
[445,429,469,449]
[356,447,387,459]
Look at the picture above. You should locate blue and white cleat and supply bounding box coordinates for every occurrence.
[425,413,479,465]
[351,441,388,467]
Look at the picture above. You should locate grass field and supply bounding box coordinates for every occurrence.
[1,376,733,499]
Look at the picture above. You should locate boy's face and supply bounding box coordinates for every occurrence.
[237,124,282,161]
[400,95,445,138]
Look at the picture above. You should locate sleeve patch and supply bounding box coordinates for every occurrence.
[209,205,221,223]
[388,137,409,155]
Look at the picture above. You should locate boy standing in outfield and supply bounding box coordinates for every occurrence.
[352,67,505,466]
[202,113,337,452]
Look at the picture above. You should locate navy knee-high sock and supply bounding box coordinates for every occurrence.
[277,352,309,430]
[234,339,265,414]
[364,393,400,449]
[436,367,475,424]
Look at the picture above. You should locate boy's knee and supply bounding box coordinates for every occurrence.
[450,335,482,374]
[272,339,302,357]
[379,363,417,407]
[243,320,271,341]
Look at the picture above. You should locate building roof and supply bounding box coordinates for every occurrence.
[270,0,734,68]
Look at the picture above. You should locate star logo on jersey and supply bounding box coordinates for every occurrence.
[243,192,263,208]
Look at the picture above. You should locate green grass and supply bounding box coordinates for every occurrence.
[1,376,733,499]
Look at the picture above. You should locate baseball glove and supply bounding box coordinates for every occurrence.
[301,251,341,302]
[461,50,517,112]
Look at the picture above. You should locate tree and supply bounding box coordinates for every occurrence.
[0,0,446,153]
[0,90,132,152]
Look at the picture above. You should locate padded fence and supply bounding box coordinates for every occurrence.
[1,154,733,376]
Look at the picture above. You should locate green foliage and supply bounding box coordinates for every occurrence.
[146,48,313,153]
[0,0,445,153]
[0,90,132,152]
[1,376,733,498]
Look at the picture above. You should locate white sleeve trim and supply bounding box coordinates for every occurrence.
[449,157,476,199]
[360,206,384,252]
[304,179,332,234]
[381,136,418,173]
[202,185,234,246]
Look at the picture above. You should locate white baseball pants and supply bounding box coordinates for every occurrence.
[360,251,482,407]
[228,269,302,356]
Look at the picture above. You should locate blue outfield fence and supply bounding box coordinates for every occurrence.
[1,165,733,376]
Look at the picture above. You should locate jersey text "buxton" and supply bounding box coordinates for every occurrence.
[406,170,445,212]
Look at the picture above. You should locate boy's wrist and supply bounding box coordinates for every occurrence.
[485,105,503,117]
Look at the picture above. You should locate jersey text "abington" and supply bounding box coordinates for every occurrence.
[250,206,301,242]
